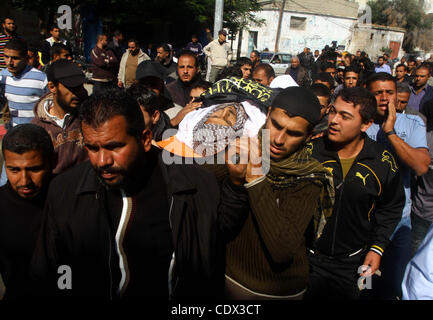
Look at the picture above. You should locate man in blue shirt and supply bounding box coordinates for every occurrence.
[0,39,48,127]
[408,64,433,112]
[366,72,430,299]
[375,56,392,75]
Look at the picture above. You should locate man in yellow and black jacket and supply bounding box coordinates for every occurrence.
[305,87,405,300]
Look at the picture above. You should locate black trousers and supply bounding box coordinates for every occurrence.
[305,250,369,300]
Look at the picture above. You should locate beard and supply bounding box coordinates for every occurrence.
[94,145,148,191]
[57,93,79,116]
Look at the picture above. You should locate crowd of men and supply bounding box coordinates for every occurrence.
[1,14,433,301]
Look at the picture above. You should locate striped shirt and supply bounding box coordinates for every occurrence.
[0,33,13,71]
[0,65,48,126]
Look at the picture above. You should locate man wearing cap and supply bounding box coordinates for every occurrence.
[222,86,334,299]
[203,29,232,83]
[32,59,89,174]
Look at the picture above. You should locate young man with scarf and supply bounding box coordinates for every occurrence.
[305,87,405,300]
[221,86,334,300]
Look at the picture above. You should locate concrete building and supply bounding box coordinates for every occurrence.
[232,0,360,57]
[231,0,405,60]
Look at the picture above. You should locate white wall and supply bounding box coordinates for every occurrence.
[232,10,356,58]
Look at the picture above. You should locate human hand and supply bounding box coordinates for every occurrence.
[360,251,381,277]
[170,99,202,127]
[381,99,396,134]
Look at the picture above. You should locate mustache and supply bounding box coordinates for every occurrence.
[16,184,37,190]
[95,165,126,175]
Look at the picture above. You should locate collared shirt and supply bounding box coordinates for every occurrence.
[366,113,428,225]
[43,98,70,128]
[408,85,427,111]
[0,65,48,126]
[375,64,392,74]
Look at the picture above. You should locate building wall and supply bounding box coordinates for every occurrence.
[347,25,405,60]
[232,10,356,58]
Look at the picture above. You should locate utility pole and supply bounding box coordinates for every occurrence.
[274,0,286,53]
[214,0,224,39]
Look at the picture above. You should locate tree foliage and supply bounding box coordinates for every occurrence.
[368,0,433,52]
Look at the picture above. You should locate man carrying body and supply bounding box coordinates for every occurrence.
[252,63,275,87]
[32,59,89,175]
[117,39,150,89]
[222,86,333,299]
[31,89,226,299]
[366,72,430,299]
[0,124,54,299]
[306,87,405,300]
[204,29,232,83]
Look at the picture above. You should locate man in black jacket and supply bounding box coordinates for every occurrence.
[0,124,54,299]
[30,89,225,299]
[305,87,405,300]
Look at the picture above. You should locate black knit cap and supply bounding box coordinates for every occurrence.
[271,86,321,124]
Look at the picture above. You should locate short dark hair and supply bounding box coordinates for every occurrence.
[253,63,275,80]
[126,84,164,115]
[366,72,396,91]
[2,16,14,23]
[321,62,336,72]
[416,63,431,75]
[378,56,385,61]
[50,42,69,60]
[396,82,411,94]
[127,38,139,46]
[113,30,122,37]
[251,50,260,57]
[157,43,171,53]
[309,83,331,102]
[2,124,54,161]
[336,87,377,123]
[79,89,145,138]
[396,64,407,72]
[236,57,253,67]
[5,38,27,57]
[216,65,243,81]
[312,72,335,89]
[49,24,59,31]
[343,65,359,76]
[178,49,198,67]
[191,80,212,92]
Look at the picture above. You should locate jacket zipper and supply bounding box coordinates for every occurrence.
[331,181,344,256]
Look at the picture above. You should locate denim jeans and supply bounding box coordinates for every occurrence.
[411,212,433,256]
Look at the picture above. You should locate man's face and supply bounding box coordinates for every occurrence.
[53,49,71,62]
[327,96,371,145]
[356,51,361,57]
[369,80,397,118]
[27,51,37,67]
[190,87,205,100]
[240,64,252,79]
[337,70,344,81]
[414,68,430,88]
[83,115,151,189]
[177,55,198,83]
[205,105,237,127]
[397,91,410,112]
[128,41,139,55]
[314,50,319,57]
[265,107,310,160]
[252,69,272,86]
[378,58,384,66]
[317,96,330,119]
[395,66,406,80]
[325,68,336,79]
[99,35,108,48]
[408,61,416,72]
[344,72,358,88]
[50,28,60,40]
[2,19,16,34]
[192,36,198,43]
[156,47,169,63]
[53,82,88,113]
[291,58,300,69]
[4,149,51,199]
[4,48,28,76]
[250,52,259,64]
[218,33,226,42]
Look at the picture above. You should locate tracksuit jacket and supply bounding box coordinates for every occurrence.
[309,135,405,258]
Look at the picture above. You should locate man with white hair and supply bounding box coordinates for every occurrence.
[285,57,309,87]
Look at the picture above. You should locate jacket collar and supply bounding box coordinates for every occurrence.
[317,134,377,162]
[75,162,101,195]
